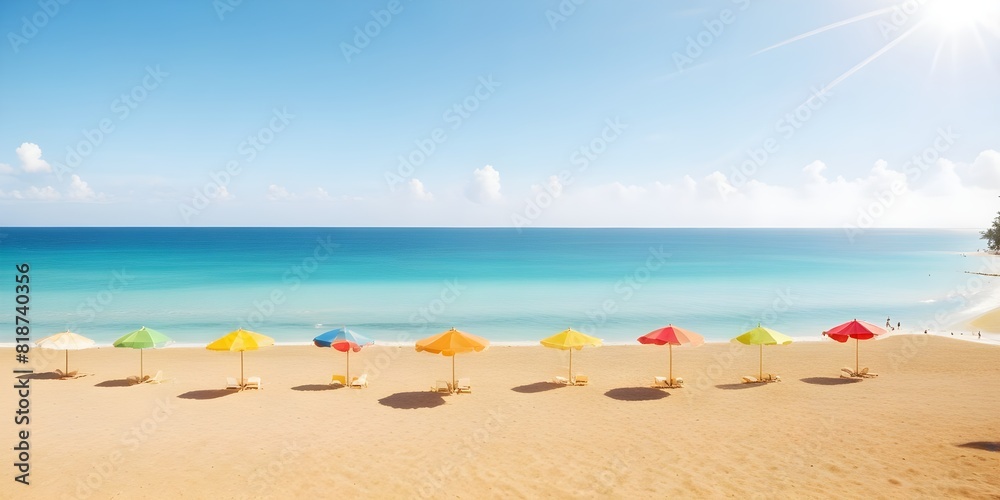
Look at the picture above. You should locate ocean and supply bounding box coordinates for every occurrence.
[0,227,992,345]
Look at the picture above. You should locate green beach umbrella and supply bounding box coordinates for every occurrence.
[113,326,174,379]
[733,324,793,380]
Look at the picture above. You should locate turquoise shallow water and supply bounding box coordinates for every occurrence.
[0,227,990,344]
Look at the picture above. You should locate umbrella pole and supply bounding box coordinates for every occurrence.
[669,344,673,382]
[65,350,69,374]
[452,355,456,393]
[759,344,763,380]
[140,349,144,379]
[856,338,860,375]
[346,349,351,384]
[241,351,245,385]
[569,349,573,382]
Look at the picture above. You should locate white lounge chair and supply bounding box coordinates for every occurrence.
[226,377,242,390]
[349,373,367,388]
[145,370,164,384]
[456,377,472,393]
[245,376,262,390]
[432,380,452,393]
[741,375,760,384]
[553,376,570,384]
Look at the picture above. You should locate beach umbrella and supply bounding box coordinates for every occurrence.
[313,327,374,383]
[638,324,705,383]
[415,328,489,391]
[540,328,602,382]
[113,326,174,379]
[823,319,886,375]
[207,328,275,383]
[35,331,96,375]
[732,324,792,380]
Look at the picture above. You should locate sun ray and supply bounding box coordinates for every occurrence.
[820,22,925,94]
[752,7,896,56]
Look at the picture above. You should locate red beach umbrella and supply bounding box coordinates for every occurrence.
[638,324,705,383]
[823,319,886,375]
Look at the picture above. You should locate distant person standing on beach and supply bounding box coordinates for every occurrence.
[897,321,900,330]
[886,317,891,328]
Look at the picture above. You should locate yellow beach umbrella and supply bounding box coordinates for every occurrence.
[540,328,602,381]
[732,324,793,380]
[206,328,275,383]
[415,328,489,390]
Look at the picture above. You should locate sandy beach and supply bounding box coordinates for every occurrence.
[4,335,999,499]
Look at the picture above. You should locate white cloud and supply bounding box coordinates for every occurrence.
[6,185,61,201]
[408,179,434,201]
[465,165,502,203]
[67,175,97,201]
[214,186,234,201]
[965,149,1000,189]
[267,184,293,201]
[0,163,14,175]
[15,143,51,173]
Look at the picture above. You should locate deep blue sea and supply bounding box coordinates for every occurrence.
[0,228,992,345]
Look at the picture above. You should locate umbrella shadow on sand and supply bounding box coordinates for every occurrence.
[177,389,238,400]
[291,384,345,392]
[511,382,566,394]
[604,387,670,401]
[378,391,446,409]
[800,377,862,386]
[95,379,135,388]
[17,372,64,380]
[715,382,770,390]
[957,441,1000,452]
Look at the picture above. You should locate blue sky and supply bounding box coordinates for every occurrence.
[1,0,998,227]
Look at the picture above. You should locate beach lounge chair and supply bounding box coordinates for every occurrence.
[145,370,164,384]
[225,377,242,390]
[331,374,346,386]
[859,367,878,378]
[741,375,760,384]
[127,375,142,385]
[456,377,472,393]
[841,367,858,378]
[573,375,589,386]
[350,373,368,388]
[245,376,262,390]
[654,376,683,388]
[432,380,452,393]
[760,373,781,382]
[56,368,80,379]
[553,376,570,385]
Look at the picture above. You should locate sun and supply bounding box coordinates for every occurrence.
[923,0,1000,35]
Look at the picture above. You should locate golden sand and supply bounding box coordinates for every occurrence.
[4,335,999,499]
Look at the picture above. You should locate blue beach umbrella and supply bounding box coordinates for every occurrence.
[313,327,374,383]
